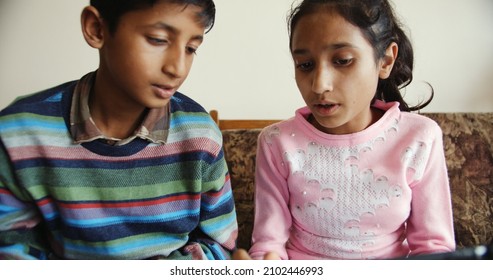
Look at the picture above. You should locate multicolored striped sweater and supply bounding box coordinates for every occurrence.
[0,80,238,260]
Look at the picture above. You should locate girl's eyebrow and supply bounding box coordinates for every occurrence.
[292,42,358,55]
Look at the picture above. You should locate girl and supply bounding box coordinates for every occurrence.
[248,0,455,260]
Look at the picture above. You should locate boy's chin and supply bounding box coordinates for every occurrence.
[148,99,172,109]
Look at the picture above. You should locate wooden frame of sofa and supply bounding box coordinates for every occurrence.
[209,110,280,130]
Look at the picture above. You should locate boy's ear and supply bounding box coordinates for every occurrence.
[379,42,398,79]
[81,6,105,49]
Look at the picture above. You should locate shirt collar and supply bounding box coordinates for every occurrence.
[70,72,169,146]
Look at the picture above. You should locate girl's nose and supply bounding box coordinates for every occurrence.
[312,66,334,94]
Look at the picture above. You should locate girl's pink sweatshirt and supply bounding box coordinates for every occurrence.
[249,101,455,260]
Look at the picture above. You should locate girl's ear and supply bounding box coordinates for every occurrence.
[379,42,398,79]
[81,6,105,49]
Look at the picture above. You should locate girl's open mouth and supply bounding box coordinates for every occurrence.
[314,103,340,115]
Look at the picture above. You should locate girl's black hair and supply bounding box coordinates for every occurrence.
[90,0,215,34]
[287,0,433,112]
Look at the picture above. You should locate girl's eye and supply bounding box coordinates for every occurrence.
[296,61,314,72]
[334,58,353,66]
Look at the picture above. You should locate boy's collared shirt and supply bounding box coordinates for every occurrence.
[69,72,169,146]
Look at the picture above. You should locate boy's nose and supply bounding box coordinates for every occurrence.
[162,46,187,78]
[312,66,334,94]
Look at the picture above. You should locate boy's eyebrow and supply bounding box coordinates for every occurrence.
[292,42,358,55]
[146,22,204,42]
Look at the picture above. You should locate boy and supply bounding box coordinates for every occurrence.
[0,0,238,260]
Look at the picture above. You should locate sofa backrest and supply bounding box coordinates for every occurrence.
[423,113,493,248]
[220,113,493,250]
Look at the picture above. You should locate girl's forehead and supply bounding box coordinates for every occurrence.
[291,11,366,48]
[294,9,352,32]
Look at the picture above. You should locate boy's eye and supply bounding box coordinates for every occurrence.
[186,46,198,55]
[147,36,168,45]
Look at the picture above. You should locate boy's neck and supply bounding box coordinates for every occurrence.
[89,98,148,140]
[89,79,148,140]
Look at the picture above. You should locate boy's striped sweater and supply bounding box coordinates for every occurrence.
[0,80,238,259]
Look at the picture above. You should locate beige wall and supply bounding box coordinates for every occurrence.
[1,0,492,119]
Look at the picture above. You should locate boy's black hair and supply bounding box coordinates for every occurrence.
[90,0,216,34]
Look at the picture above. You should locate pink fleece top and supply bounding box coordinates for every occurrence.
[249,101,455,260]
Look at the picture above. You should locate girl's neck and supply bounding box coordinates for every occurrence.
[308,107,384,135]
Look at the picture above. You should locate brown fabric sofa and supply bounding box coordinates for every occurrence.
[218,112,493,251]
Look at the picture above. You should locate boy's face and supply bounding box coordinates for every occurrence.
[97,2,205,109]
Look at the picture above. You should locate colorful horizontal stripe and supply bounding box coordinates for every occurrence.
[0,80,237,260]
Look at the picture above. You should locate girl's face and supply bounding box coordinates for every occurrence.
[291,10,395,135]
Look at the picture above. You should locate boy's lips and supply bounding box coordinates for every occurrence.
[152,84,176,99]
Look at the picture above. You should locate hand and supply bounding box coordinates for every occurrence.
[233,249,281,260]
